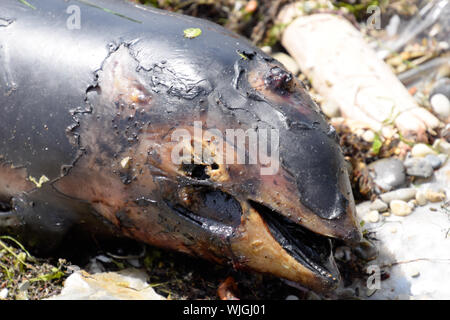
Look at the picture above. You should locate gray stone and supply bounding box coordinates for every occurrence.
[380,188,417,203]
[405,158,434,178]
[368,158,406,191]
[424,154,442,169]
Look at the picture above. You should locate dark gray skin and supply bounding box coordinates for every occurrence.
[0,0,361,292]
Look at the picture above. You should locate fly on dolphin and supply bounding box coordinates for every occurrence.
[0,0,361,293]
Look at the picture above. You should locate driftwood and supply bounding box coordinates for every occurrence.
[278,7,440,141]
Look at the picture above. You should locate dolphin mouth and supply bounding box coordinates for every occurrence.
[249,201,340,283]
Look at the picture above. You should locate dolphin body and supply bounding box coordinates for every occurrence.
[0,0,361,292]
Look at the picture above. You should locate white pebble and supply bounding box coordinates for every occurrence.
[362,130,375,143]
[433,139,450,155]
[411,143,437,158]
[430,93,450,118]
[364,210,380,223]
[321,100,340,118]
[390,200,412,216]
[407,266,420,278]
[260,46,272,54]
[0,288,8,299]
[415,190,428,206]
[380,188,417,203]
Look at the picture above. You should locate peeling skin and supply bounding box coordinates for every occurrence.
[0,161,34,201]
[0,0,362,292]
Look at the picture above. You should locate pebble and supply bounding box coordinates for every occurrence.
[271,52,300,75]
[334,246,351,262]
[362,130,375,143]
[424,154,443,169]
[425,189,446,202]
[407,265,421,278]
[433,139,450,155]
[353,240,378,261]
[370,199,388,212]
[320,100,341,118]
[364,210,380,223]
[404,158,434,178]
[368,158,406,191]
[285,295,300,300]
[390,200,412,216]
[380,188,417,203]
[260,45,272,54]
[411,144,437,158]
[415,190,428,206]
[430,93,450,118]
[0,288,8,299]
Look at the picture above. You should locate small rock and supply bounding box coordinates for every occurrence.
[380,188,417,203]
[353,240,378,261]
[433,139,450,155]
[405,158,434,178]
[381,126,396,139]
[370,199,388,212]
[271,52,299,75]
[334,246,351,262]
[425,189,446,202]
[286,295,300,300]
[411,144,437,158]
[260,45,272,54]
[368,158,406,191]
[364,210,380,223]
[424,154,443,169]
[362,130,375,142]
[408,267,420,278]
[415,190,428,206]
[320,100,341,118]
[390,199,412,216]
[0,288,8,299]
[430,93,450,118]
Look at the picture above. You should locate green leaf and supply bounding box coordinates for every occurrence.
[183,28,202,39]
[371,133,383,154]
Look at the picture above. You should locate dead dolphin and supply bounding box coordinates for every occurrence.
[0,0,361,292]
